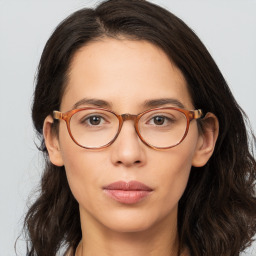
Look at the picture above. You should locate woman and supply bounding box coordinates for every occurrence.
[23,0,256,255]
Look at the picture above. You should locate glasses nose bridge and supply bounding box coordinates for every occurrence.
[121,113,138,123]
[118,113,140,141]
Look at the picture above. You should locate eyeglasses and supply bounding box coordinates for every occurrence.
[53,107,203,150]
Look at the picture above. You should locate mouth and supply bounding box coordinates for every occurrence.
[103,181,153,204]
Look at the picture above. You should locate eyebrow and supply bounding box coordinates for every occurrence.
[72,97,185,110]
[72,98,112,109]
[143,98,185,109]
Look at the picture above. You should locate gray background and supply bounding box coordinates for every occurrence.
[0,0,255,255]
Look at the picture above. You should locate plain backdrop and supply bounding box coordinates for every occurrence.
[0,0,255,255]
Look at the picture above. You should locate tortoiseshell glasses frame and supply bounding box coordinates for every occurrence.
[53,107,203,150]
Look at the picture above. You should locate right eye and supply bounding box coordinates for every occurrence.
[81,115,106,126]
[88,115,103,125]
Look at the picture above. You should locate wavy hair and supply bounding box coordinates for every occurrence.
[22,0,256,255]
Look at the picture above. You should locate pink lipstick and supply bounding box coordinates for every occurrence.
[103,181,153,204]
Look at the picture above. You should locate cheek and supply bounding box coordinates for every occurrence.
[153,133,198,210]
[62,149,107,213]
[58,125,104,202]
[155,152,192,201]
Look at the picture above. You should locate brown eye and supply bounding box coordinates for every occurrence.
[153,116,165,125]
[89,116,102,125]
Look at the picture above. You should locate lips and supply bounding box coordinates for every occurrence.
[103,181,153,204]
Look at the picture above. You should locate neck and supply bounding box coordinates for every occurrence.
[77,207,184,256]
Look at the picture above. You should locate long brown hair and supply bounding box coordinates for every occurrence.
[22,0,256,255]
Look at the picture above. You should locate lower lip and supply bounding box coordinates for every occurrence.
[103,189,152,204]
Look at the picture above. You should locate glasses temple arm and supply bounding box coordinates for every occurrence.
[53,111,62,120]
[193,109,203,119]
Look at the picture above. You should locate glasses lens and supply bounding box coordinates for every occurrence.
[70,109,119,148]
[138,109,187,148]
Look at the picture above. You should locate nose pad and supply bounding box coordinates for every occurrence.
[110,119,146,167]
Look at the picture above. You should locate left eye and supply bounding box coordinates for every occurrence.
[147,115,172,126]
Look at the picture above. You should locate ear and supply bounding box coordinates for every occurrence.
[192,112,219,167]
[43,115,64,166]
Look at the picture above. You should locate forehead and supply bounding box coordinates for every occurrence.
[61,38,193,112]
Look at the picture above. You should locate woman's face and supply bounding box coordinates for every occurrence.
[47,38,209,233]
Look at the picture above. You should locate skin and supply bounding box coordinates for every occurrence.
[44,38,219,256]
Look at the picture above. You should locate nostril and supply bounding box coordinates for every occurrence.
[116,160,141,165]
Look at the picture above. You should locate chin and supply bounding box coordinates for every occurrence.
[97,208,165,233]
[106,219,154,233]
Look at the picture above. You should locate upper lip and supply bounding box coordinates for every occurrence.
[103,181,153,191]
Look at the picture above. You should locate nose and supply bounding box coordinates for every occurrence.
[110,120,146,168]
